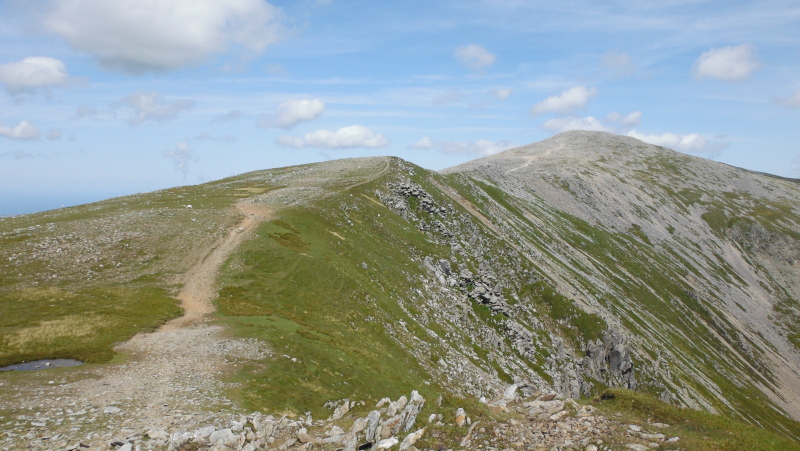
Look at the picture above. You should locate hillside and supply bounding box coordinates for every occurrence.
[1,131,800,450]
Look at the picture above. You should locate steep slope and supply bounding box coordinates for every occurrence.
[1,132,800,449]
[441,130,800,435]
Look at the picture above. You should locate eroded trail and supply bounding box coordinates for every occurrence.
[0,204,273,450]
[166,203,271,328]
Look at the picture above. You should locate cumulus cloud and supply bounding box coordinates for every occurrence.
[627,130,725,155]
[600,51,637,78]
[540,111,642,134]
[409,137,515,157]
[692,44,759,82]
[409,137,434,149]
[277,98,325,128]
[163,141,194,176]
[41,0,284,73]
[777,86,800,109]
[117,90,194,124]
[606,111,642,127]
[531,86,597,115]
[0,56,71,94]
[276,125,388,149]
[490,88,512,100]
[455,44,496,72]
[258,98,325,129]
[542,116,612,133]
[0,120,40,140]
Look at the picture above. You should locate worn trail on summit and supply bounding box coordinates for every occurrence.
[0,204,273,449]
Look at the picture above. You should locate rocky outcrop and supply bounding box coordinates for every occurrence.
[582,331,637,390]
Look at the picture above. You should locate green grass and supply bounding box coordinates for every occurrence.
[0,170,273,366]
[2,155,800,446]
[0,283,181,366]
[217,180,448,416]
[595,389,800,450]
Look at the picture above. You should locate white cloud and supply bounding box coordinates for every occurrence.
[778,86,800,109]
[72,104,116,121]
[163,141,194,175]
[600,51,637,78]
[118,90,194,124]
[41,0,284,73]
[627,130,724,155]
[276,125,388,149]
[606,111,642,127]
[490,88,512,100]
[440,139,515,156]
[692,44,759,82]
[276,98,325,128]
[409,138,515,157]
[409,137,434,149]
[455,44,496,71]
[542,116,613,133]
[0,57,70,93]
[531,86,597,115]
[0,120,40,140]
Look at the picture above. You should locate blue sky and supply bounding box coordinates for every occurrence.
[1,0,799,215]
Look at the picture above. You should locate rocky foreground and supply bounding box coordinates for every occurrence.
[2,386,684,451]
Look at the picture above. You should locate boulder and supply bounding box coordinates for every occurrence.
[399,428,425,450]
[376,437,399,449]
[455,408,467,427]
[365,410,382,442]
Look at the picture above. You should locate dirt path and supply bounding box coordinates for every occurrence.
[0,203,273,450]
[504,135,563,174]
[165,203,272,329]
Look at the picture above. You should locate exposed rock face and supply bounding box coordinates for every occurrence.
[583,331,636,390]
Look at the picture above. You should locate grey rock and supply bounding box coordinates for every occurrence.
[365,410,382,442]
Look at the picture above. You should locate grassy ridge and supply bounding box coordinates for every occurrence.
[0,173,259,367]
[217,177,446,416]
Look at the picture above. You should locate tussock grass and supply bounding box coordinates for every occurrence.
[595,388,800,450]
[0,285,181,366]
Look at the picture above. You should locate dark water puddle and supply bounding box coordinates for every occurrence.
[0,359,84,372]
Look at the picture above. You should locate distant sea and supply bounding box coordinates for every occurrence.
[0,191,126,217]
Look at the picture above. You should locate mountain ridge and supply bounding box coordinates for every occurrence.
[1,131,800,449]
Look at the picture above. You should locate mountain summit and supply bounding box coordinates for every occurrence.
[1,131,799,449]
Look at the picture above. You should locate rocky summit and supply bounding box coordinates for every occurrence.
[1,131,800,450]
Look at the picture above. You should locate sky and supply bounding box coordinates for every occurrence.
[1,0,799,216]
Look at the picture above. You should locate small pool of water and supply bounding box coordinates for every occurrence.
[0,359,84,372]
